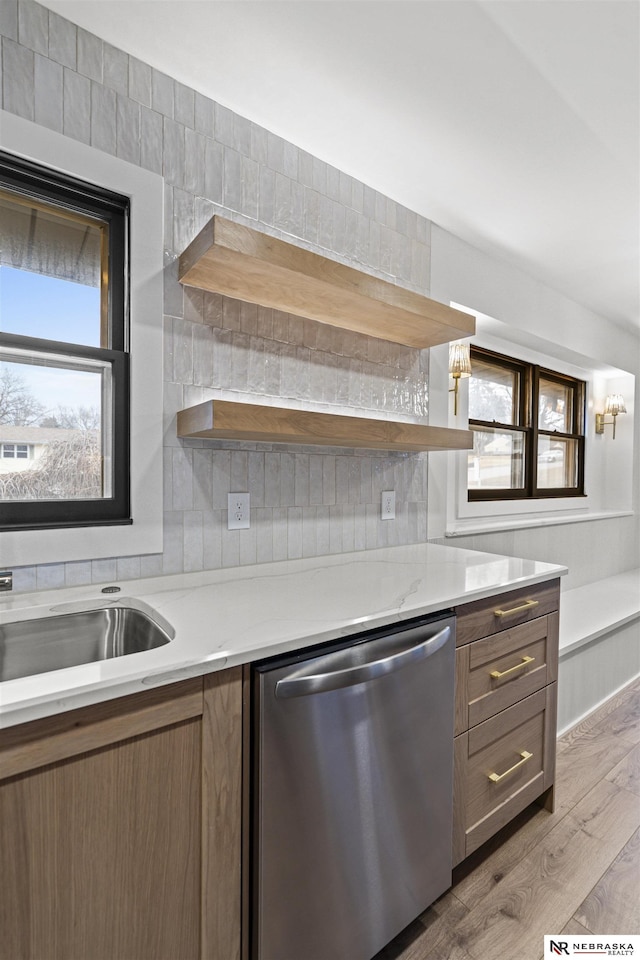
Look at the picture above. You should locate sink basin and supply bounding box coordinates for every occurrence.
[0,605,172,682]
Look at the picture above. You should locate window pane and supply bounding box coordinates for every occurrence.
[0,191,105,347]
[0,351,111,502]
[538,377,573,433]
[468,428,526,490]
[0,155,130,531]
[468,356,520,425]
[537,437,578,489]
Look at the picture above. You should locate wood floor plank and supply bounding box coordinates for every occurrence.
[553,732,632,809]
[372,892,469,960]
[557,680,640,752]
[412,894,473,960]
[436,781,639,960]
[595,692,640,745]
[567,778,640,842]
[429,889,467,919]
[562,918,592,936]
[573,828,640,934]
[371,916,437,960]
[402,921,477,960]
[451,801,570,910]
[605,742,640,797]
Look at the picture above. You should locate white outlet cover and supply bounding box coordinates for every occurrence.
[381,490,395,520]
[228,492,250,529]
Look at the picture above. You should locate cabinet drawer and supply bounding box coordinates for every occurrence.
[453,685,556,862]
[455,613,558,733]
[455,579,560,647]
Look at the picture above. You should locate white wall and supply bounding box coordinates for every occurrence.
[428,226,639,589]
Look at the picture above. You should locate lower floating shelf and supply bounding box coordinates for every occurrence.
[177,400,473,452]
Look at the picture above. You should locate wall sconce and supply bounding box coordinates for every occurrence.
[449,342,471,416]
[595,394,626,439]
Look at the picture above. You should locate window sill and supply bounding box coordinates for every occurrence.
[445,508,634,538]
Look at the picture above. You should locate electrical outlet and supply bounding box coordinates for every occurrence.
[381,490,395,520]
[228,492,250,530]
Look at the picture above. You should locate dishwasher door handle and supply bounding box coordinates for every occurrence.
[275,624,451,699]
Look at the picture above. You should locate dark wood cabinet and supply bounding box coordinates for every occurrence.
[453,579,560,865]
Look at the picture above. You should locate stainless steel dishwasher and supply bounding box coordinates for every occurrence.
[251,612,455,960]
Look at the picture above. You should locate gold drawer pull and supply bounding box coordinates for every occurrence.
[488,750,533,783]
[490,655,535,679]
[494,599,539,618]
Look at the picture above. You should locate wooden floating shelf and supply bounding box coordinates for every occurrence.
[177,400,473,453]
[179,216,475,349]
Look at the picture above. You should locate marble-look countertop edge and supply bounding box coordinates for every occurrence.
[0,543,567,729]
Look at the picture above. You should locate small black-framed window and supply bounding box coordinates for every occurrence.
[467,346,586,501]
[0,152,130,530]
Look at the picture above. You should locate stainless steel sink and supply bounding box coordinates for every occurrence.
[0,604,172,682]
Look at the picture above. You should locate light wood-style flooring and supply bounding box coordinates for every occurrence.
[374,677,640,960]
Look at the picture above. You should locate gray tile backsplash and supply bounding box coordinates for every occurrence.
[128,56,152,107]
[34,52,62,131]
[0,1,18,43]
[47,9,75,70]
[3,0,434,591]
[62,67,90,143]
[102,40,128,97]
[90,79,116,153]
[3,36,34,119]
[76,25,102,83]
[17,0,47,55]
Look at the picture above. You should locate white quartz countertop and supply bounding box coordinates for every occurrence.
[0,542,566,728]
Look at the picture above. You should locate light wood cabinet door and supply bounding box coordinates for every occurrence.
[0,714,202,960]
[0,669,244,960]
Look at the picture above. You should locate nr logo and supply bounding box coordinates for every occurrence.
[550,943,570,956]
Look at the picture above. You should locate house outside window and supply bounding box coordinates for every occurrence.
[1,442,32,459]
[467,346,586,501]
[0,152,130,530]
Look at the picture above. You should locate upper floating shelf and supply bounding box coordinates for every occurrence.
[177,400,473,453]
[178,216,475,349]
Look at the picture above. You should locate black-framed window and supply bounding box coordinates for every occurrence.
[0,152,130,530]
[467,346,586,501]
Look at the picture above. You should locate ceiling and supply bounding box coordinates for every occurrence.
[40,1,640,334]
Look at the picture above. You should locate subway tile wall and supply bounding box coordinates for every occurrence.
[3,1,434,591]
